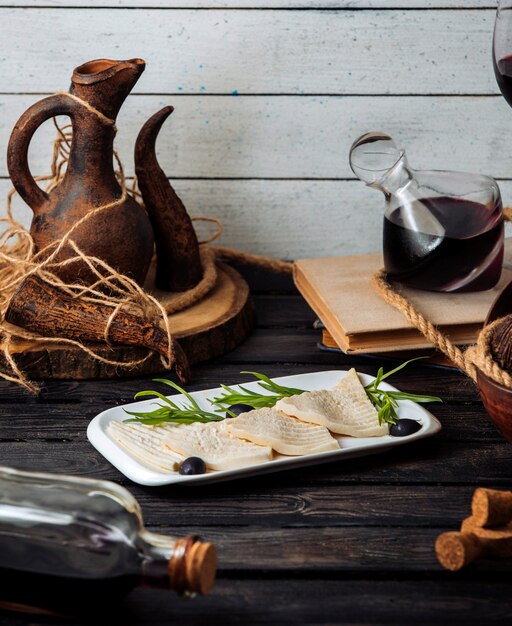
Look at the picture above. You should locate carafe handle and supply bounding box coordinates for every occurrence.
[7,94,77,213]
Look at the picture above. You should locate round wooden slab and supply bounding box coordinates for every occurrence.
[1,263,254,380]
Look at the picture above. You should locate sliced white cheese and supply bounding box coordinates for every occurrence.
[163,420,273,471]
[276,368,388,437]
[108,420,183,472]
[225,407,339,455]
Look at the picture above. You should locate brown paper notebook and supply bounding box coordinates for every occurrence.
[319,327,456,367]
[294,240,512,354]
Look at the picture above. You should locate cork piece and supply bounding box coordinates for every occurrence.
[461,515,512,537]
[168,536,217,595]
[436,514,512,571]
[185,541,217,595]
[471,488,512,528]
[435,532,483,571]
[460,516,512,558]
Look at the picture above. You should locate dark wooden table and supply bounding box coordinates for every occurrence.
[2,267,512,625]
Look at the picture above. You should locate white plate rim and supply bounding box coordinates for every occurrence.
[87,370,442,486]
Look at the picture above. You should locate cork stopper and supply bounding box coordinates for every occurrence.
[435,488,512,571]
[435,532,482,571]
[472,487,512,527]
[186,541,217,594]
[168,536,217,595]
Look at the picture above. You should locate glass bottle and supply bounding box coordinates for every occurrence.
[0,465,216,617]
[349,132,504,292]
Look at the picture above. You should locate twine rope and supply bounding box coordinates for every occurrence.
[0,92,291,392]
[372,270,478,381]
[372,234,512,389]
[210,245,294,274]
[55,92,118,130]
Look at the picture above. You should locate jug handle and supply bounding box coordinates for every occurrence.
[7,94,76,213]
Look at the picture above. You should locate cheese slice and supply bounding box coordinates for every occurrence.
[275,368,388,437]
[163,420,273,471]
[108,420,183,472]
[225,407,339,455]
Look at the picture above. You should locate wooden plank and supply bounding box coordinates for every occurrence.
[1,578,511,625]
[3,96,512,181]
[214,327,475,381]
[0,363,476,405]
[117,579,512,624]
[0,178,383,259]
[111,484,484,527]
[2,177,512,259]
[0,350,479,401]
[0,178,381,259]
[0,326,478,399]
[0,2,498,8]
[97,579,512,625]
[183,525,512,572]
[231,264,296,292]
[253,294,316,327]
[0,398,497,442]
[0,8,499,95]
[1,439,511,485]
[0,445,493,525]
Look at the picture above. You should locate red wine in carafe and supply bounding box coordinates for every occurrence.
[349,132,504,292]
[384,196,504,292]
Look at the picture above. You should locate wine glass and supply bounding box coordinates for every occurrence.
[494,1,512,107]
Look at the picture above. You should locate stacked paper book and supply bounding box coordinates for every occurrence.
[294,240,512,358]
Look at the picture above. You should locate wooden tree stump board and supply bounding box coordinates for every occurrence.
[0,263,255,381]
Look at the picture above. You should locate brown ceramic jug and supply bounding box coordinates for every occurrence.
[7,58,154,286]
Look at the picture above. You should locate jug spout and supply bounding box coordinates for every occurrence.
[70,58,146,120]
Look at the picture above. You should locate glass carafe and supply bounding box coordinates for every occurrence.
[349,132,504,292]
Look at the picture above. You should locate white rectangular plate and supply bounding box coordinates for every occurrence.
[87,370,441,486]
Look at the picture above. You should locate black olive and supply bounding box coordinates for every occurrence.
[179,457,207,475]
[226,403,253,418]
[390,419,422,437]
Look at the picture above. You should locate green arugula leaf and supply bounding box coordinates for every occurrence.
[125,360,442,428]
[363,357,442,425]
[124,380,224,426]
[210,371,307,410]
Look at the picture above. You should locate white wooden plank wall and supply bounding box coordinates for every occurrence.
[0,2,509,258]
